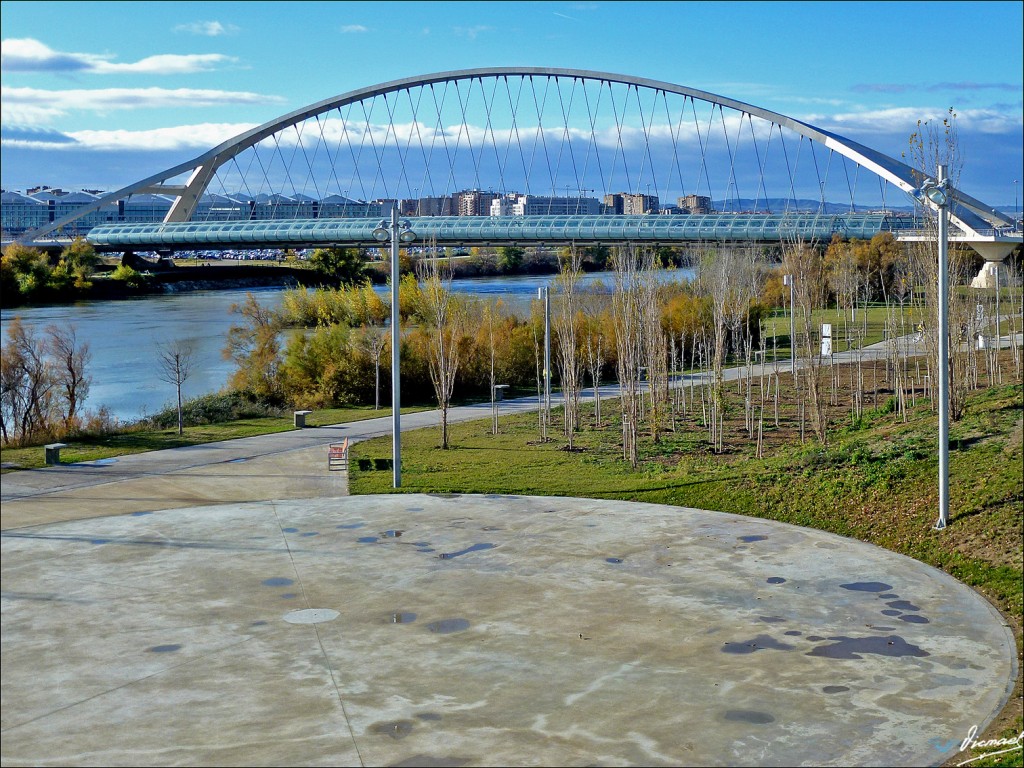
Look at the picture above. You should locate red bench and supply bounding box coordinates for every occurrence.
[328,439,349,471]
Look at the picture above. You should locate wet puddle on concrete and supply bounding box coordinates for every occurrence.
[722,709,775,724]
[426,618,471,634]
[722,634,795,654]
[369,720,415,740]
[807,635,929,659]
[438,543,495,560]
[887,600,921,611]
[840,582,893,593]
[262,577,294,587]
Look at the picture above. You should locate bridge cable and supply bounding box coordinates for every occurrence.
[530,76,556,204]
[451,78,483,195]
[478,76,507,197]
[338,101,368,209]
[403,84,433,207]
[689,96,712,202]
[663,88,688,203]
[579,77,608,205]
[607,81,632,199]
[318,109,349,206]
[632,83,660,208]
[430,81,460,200]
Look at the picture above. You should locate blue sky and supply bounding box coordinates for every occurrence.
[2,0,1022,207]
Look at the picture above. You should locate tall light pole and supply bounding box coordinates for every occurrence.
[373,207,416,488]
[920,166,951,530]
[990,261,1001,385]
[537,285,551,423]
[783,274,795,375]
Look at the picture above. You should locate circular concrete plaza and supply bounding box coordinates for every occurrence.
[0,494,1015,767]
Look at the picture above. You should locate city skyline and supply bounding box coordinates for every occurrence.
[1,1,1022,208]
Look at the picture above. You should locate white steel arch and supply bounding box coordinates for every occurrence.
[21,67,1016,243]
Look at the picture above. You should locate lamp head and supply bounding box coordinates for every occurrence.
[399,230,417,243]
[372,221,389,241]
[918,178,949,207]
[925,186,948,206]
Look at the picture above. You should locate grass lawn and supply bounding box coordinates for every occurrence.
[0,404,430,472]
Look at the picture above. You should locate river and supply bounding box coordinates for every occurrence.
[1,268,694,423]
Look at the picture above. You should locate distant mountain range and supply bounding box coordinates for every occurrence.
[709,198,918,214]
[710,197,1020,216]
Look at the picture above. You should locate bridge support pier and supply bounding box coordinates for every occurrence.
[969,243,1016,289]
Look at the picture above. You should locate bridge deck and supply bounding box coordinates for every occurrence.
[86,213,925,250]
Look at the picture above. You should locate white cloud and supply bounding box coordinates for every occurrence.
[95,53,237,75]
[340,25,368,33]
[173,21,239,36]
[1,38,235,75]
[805,106,1023,136]
[2,122,258,151]
[2,86,285,125]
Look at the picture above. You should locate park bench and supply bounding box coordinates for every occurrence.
[293,410,313,428]
[328,439,349,471]
[44,443,68,465]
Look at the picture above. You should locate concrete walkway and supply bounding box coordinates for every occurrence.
[1,494,1016,766]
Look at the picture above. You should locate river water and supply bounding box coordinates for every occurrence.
[1,268,694,423]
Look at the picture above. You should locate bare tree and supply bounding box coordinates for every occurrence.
[906,108,979,421]
[415,253,464,449]
[46,324,91,432]
[157,339,196,435]
[698,244,750,452]
[352,325,388,410]
[1,319,56,446]
[613,245,653,467]
[784,237,832,444]
[581,291,610,429]
[554,247,584,448]
[640,260,669,443]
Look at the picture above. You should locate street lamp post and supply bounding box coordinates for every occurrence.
[990,262,1001,385]
[373,207,416,488]
[919,166,951,530]
[783,274,795,375]
[537,285,551,429]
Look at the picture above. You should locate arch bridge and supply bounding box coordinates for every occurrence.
[18,67,1020,262]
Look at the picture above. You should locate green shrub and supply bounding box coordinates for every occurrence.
[145,391,285,429]
[110,264,146,287]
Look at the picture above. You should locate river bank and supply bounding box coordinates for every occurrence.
[1,266,697,423]
[3,244,699,309]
